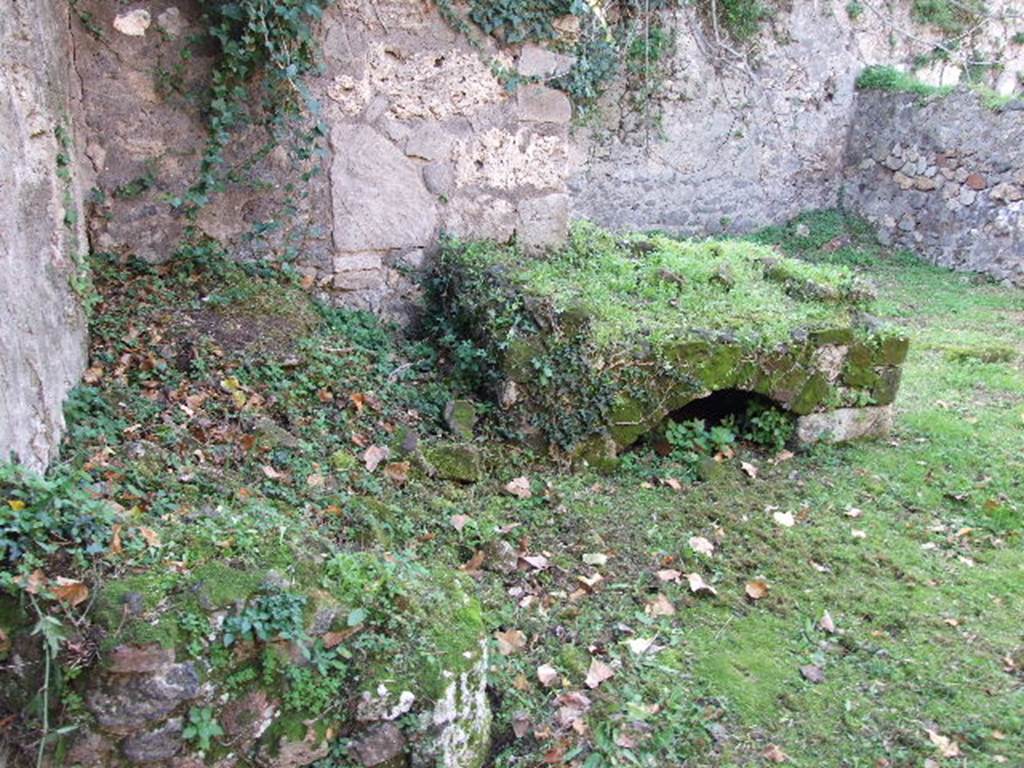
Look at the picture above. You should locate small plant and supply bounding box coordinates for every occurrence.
[222,591,308,646]
[664,419,737,477]
[182,706,224,751]
[742,402,794,451]
[846,1,864,20]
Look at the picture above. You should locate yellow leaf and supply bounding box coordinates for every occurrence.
[8,499,26,511]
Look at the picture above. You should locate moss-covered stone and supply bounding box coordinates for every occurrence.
[437,222,909,455]
[444,399,478,440]
[425,444,483,483]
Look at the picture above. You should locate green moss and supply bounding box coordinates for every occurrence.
[791,373,830,415]
[424,444,483,483]
[191,562,263,609]
[93,573,176,631]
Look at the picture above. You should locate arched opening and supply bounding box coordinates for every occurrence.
[669,389,783,428]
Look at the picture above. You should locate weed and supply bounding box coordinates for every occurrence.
[182,707,223,751]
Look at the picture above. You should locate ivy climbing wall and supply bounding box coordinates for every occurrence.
[72,0,573,321]
[0,0,89,471]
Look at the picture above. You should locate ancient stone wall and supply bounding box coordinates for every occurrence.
[569,0,1021,237]
[0,0,88,471]
[841,90,1024,286]
[73,0,572,320]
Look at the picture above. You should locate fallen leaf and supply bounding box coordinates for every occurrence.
[504,476,532,499]
[577,573,603,590]
[362,445,389,472]
[537,664,559,687]
[745,579,770,600]
[800,664,825,684]
[449,514,472,532]
[656,569,682,583]
[845,506,863,518]
[773,511,796,527]
[687,573,717,596]
[495,629,527,656]
[775,450,795,462]
[138,526,162,548]
[585,657,616,689]
[82,366,104,384]
[688,536,715,556]
[7,499,26,511]
[0,627,9,655]
[740,461,758,479]
[582,552,608,566]
[520,554,550,570]
[625,636,656,655]
[662,477,684,492]
[383,461,410,484]
[109,523,123,556]
[645,594,676,616]
[512,712,532,738]
[261,464,286,480]
[763,744,789,763]
[851,528,867,539]
[52,578,90,607]
[21,569,47,594]
[820,611,836,634]
[460,550,484,573]
[554,691,592,729]
[926,729,961,758]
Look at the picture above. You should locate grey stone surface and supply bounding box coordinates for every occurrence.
[121,717,184,764]
[0,0,88,471]
[517,193,570,251]
[842,90,1024,286]
[796,405,895,445]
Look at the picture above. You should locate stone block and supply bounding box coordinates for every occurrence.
[517,44,575,78]
[796,405,894,445]
[517,84,572,124]
[516,193,569,251]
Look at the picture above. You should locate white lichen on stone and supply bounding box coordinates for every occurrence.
[356,683,417,722]
[113,9,152,37]
[423,640,490,768]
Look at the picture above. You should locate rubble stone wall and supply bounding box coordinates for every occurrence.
[841,90,1024,286]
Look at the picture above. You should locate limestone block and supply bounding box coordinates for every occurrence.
[331,124,437,252]
[517,44,575,78]
[517,193,570,251]
[517,84,572,124]
[796,405,894,445]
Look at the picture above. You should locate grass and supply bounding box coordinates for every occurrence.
[2,212,1022,766]
[448,221,876,347]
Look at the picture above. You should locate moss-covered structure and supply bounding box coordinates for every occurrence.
[436,223,909,463]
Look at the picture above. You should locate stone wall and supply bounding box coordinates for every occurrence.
[0,0,88,471]
[73,0,573,320]
[841,90,1024,286]
[569,0,1021,237]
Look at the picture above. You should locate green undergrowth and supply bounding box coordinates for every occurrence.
[445,221,877,349]
[2,210,1022,767]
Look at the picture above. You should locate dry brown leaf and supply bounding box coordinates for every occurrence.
[740,461,758,479]
[495,629,527,656]
[261,464,286,480]
[362,445,389,472]
[383,461,410,484]
[820,610,836,634]
[460,550,485,573]
[582,552,608,566]
[449,514,472,531]
[800,664,825,684]
[520,554,550,571]
[763,744,789,763]
[83,366,104,384]
[656,569,682,583]
[662,477,684,492]
[21,569,46,595]
[645,594,676,616]
[926,729,961,758]
[504,476,532,499]
[52,578,90,607]
[512,712,532,738]
[687,573,717,596]
[109,523,123,556]
[585,658,616,689]
[625,636,656,655]
[851,528,867,539]
[688,536,715,556]
[537,663,560,687]
[138,526,162,548]
[554,691,592,729]
[745,580,770,600]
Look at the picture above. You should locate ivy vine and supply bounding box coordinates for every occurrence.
[175,0,332,215]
